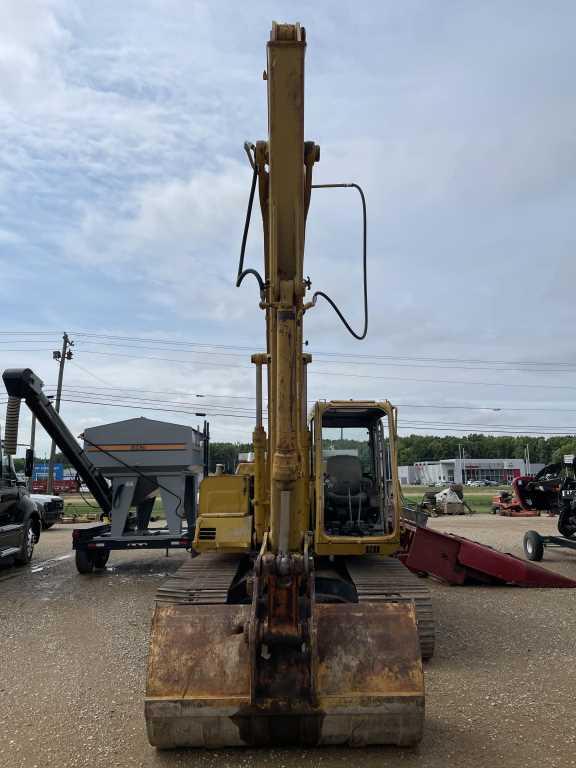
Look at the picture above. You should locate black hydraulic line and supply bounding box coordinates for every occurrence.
[237,152,368,340]
[310,183,368,340]
[236,143,265,296]
[2,368,112,514]
[203,420,210,478]
[74,475,102,510]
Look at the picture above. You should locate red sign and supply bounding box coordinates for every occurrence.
[32,479,78,494]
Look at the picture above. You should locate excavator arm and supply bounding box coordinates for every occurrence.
[145,22,424,748]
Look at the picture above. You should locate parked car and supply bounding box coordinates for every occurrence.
[0,452,41,566]
[30,493,64,529]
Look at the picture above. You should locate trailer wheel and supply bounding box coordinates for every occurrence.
[93,550,110,569]
[75,549,95,574]
[524,530,544,562]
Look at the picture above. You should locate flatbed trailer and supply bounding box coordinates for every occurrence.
[72,523,193,572]
[3,368,206,574]
[523,529,576,562]
[517,456,576,561]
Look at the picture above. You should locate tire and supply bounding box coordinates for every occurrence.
[75,549,95,574]
[524,530,544,562]
[14,518,35,565]
[93,550,110,569]
[41,520,56,530]
[492,506,499,514]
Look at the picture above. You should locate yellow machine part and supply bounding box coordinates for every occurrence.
[145,20,429,751]
[313,400,403,557]
[195,475,253,552]
[235,462,255,476]
[145,600,424,748]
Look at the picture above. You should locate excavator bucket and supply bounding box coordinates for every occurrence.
[145,600,424,748]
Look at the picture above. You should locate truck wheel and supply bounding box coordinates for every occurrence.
[75,549,95,574]
[14,518,35,565]
[492,506,499,514]
[524,530,544,562]
[93,550,110,569]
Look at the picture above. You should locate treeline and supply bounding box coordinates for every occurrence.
[209,435,576,471]
[21,435,576,476]
[208,435,576,470]
[16,447,254,476]
[209,442,253,473]
[396,434,576,466]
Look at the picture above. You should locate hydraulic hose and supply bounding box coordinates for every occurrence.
[309,183,368,340]
[236,143,266,296]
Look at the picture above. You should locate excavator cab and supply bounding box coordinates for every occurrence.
[312,401,402,556]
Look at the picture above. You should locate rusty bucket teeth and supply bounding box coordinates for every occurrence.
[145,601,424,749]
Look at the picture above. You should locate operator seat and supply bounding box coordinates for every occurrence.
[325,455,368,518]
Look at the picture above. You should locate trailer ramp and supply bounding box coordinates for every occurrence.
[402,524,576,588]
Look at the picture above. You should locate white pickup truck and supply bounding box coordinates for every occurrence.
[30,493,64,529]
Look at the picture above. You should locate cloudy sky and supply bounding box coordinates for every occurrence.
[1,0,575,456]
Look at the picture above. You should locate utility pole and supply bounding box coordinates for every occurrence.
[525,444,531,476]
[47,333,73,493]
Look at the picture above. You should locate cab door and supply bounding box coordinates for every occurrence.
[0,454,23,550]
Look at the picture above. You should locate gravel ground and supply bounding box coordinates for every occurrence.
[0,517,575,768]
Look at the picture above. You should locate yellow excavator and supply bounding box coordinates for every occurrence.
[145,21,433,748]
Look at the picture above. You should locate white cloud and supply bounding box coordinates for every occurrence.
[0,228,23,244]
[65,158,258,323]
[1,0,576,449]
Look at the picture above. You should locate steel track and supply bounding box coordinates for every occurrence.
[155,552,435,660]
[155,553,241,605]
[346,556,435,660]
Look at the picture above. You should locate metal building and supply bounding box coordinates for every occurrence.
[399,458,545,485]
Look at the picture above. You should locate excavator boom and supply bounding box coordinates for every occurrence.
[145,21,425,748]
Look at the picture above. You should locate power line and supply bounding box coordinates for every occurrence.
[0,348,57,352]
[54,390,258,414]
[3,395,576,435]
[62,348,576,392]
[36,396,576,434]
[399,418,576,431]
[4,329,576,370]
[72,337,576,374]
[68,332,576,367]
[58,388,576,424]
[5,332,576,381]
[69,359,112,387]
[59,384,260,400]
[51,384,576,415]
[53,397,261,420]
[53,390,576,430]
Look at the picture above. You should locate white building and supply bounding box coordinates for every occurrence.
[398,458,545,486]
[398,465,418,485]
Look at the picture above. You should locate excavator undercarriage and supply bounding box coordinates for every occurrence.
[145,395,434,747]
[146,552,426,748]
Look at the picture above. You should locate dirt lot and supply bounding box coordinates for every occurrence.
[0,516,575,768]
